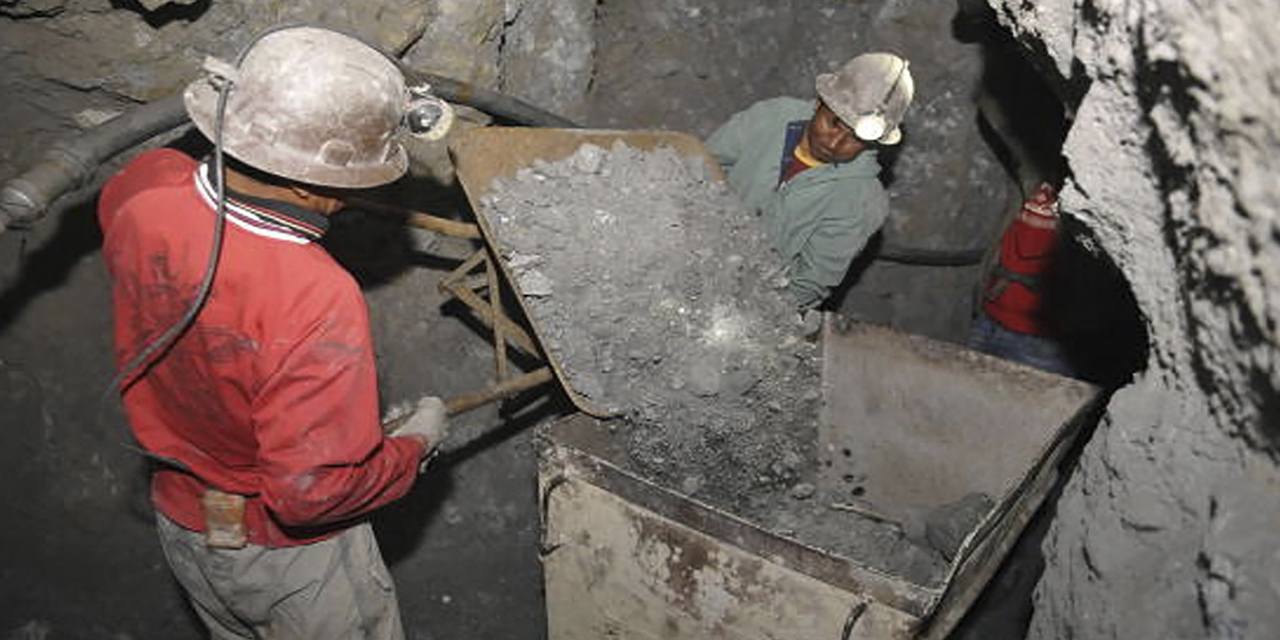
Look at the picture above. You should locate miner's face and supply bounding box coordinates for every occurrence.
[806,101,868,164]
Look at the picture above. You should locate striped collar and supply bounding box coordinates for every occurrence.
[194,163,330,243]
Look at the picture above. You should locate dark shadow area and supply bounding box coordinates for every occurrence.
[110,0,211,27]
[324,211,424,288]
[373,465,456,565]
[440,289,546,367]
[1040,218,1150,389]
[0,197,102,334]
[825,231,884,312]
[162,571,207,638]
[876,134,905,188]
[975,108,1018,193]
[448,388,575,466]
[166,127,212,159]
[1252,375,1280,453]
[434,239,552,373]
[321,176,474,288]
[951,0,1012,48]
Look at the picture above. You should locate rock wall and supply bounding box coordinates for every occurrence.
[501,0,596,123]
[983,1,1280,637]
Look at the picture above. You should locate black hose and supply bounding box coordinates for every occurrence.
[876,243,986,266]
[405,70,579,129]
[0,93,189,231]
[0,69,578,234]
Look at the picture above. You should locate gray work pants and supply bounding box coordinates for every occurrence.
[156,514,406,640]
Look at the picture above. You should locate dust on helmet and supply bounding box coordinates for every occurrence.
[815,52,915,146]
[184,26,409,189]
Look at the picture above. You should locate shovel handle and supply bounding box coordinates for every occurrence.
[443,367,555,416]
[381,367,555,435]
[347,197,481,239]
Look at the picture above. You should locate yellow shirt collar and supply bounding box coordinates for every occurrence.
[794,141,825,168]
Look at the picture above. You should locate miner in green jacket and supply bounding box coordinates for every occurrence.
[706,52,915,311]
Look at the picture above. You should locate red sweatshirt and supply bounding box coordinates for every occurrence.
[982,182,1060,336]
[98,149,425,547]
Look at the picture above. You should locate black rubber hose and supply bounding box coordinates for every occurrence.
[0,93,188,231]
[405,70,579,129]
[876,243,986,266]
[0,69,578,234]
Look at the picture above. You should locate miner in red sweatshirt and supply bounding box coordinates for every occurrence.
[98,26,450,640]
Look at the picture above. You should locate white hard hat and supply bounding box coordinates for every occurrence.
[815,52,915,146]
[184,26,410,189]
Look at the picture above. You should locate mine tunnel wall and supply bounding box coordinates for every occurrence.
[988,1,1280,638]
[1,0,1277,638]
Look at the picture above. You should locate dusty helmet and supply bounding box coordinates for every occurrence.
[184,26,409,189]
[815,52,915,146]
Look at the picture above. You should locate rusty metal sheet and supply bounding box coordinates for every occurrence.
[817,319,1097,511]
[540,474,921,640]
[540,414,939,618]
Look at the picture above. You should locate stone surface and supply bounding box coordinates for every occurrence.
[983,1,1280,638]
[404,0,504,90]
[502,0,596,124]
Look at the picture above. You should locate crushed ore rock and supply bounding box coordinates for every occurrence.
[480,141,818,505]
[479,141,951,585]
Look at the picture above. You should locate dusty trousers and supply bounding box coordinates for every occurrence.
[156,514,406,640]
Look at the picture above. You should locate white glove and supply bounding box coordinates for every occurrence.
[390,396,450,449]
[798,309,824,337]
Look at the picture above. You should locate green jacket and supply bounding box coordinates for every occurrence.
[706,96,888,310]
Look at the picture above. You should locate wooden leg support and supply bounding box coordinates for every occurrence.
[435,246,555,416]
